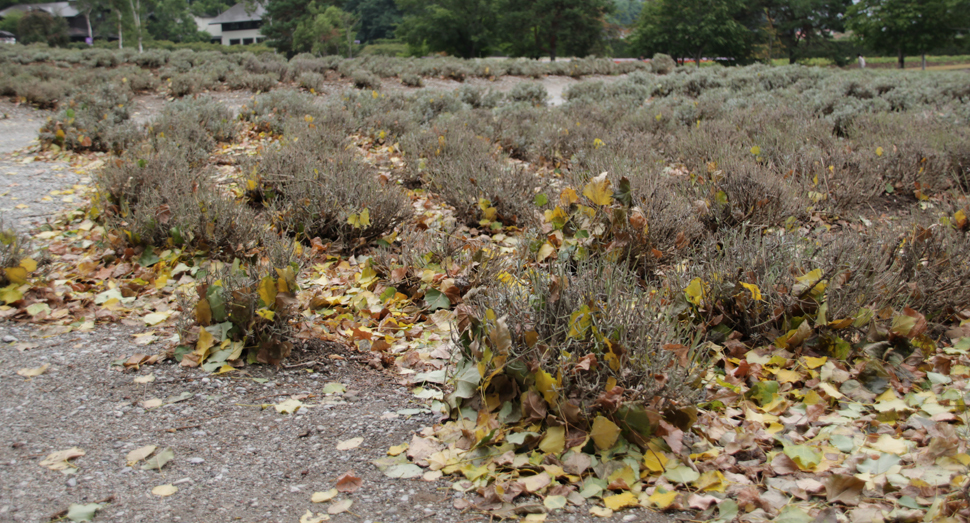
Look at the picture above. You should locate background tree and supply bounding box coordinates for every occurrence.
[761,0,850,64]
[847,0,968,69]
[17,10,69,46]
[148,0,208,42]
[188,0,232,17]
[608,0,643,26]
[292,2,357,55]
[264,0,340,56]
[394,0,497,58]
[343,0,400,43]
[498,0,613,61]
[630,0,750,65]
[0,9,23,38]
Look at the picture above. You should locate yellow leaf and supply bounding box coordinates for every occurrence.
[560,187,579,205]
[534,369,559,405]
[126,445,156,465]
[257,275,277,308]
[5,266,28,284]
[348,208,371,228]
[256,308,276,321]
[300,510,329,523]
[740,282,762,301]
[582,172,613,206]
[694,470,727,492]
[590,506,613,518]
[0,284,24,304]
[804,356,827,369]
[387,444,408,456]
[152,484,178,497]
[19,258,37,272]
[539,426,565,455]
[336,437,363,450]
[876,146,884,157]
[17,363,49,378]
[590,416,621,450]
[775,369,800,384]
[537,242,556,262]
[195,328,214,361]
[750,146,761,155]
[648,490,677,509]
[311,489,338,503]
[602,492,638,511]
[685,278,704,305]
[643,450,669,473]
[133,373,155,384]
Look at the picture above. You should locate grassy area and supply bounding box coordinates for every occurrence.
[3,51,970,521]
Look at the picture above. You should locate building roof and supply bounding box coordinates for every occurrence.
[208,2,265,25]
[0,2,79,18]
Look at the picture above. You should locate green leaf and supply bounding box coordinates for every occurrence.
[856,453,900,475]
[534,193,548,206]
[783,444,822,470]
[66,503,102,522]
[775,506,812,523]
[663,466,699,484]
[322,382,346,394]
[206,285,228,323]
[138,246,160,267]
[424,288,450,311]
[141,447,175,471]
[383,464,424,478]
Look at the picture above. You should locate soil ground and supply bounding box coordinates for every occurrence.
[0,85,680,523]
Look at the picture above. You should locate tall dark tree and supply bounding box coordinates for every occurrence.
[148,0,207,42]
[498,0,612,61]
[17,10,70,46]
[630,0,750,65]
[394,0,497,58]
[847,0,968,69]
[264,0,341,56]
[343,0,400,43]
[760,0,850,64]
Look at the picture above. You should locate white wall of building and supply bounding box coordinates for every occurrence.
[221,28,262,46]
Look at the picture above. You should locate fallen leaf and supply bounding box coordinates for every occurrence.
[649,490,678,509]
[327,499,353,515]
[335,470,362,493]
[544,495,567,511]
[142,398,163,408]
[39,447,85,472]
[603,492,638,510]
[133,373,155,384]
[387,444,408,456]
[825,474,865,505]
[589,506,613,518]
[274,398,305,414]
[336,437,363,451]
[299,510,330,523]
[126,445,157,465]
[66,503,102,522]
[383,464,423,478]
[141,447,174,471]
[311,489,338,503]
[518,472,551,493]
[590,415,621,450]
[663,466,699,484]
[152,484,178,497]
[17,363,49,378]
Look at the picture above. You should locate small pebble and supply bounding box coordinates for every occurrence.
[2,335,16,343]
[187,457,205,464]
[65,477,76,487]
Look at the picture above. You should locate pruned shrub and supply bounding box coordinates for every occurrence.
[0,217,31,287]
[240,89,323,134]
[148,95,237,163]
[39,83,141,153]
[351,69,381,90]
[249,144,411,250]
[297,72,325,92]
[651,53,676,75]
[96,143,266,258]
[400,73,423,88]
[177,252,300,368]
[450,257,704,442]
[506,81,548,106]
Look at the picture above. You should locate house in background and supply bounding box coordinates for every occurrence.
[0,2,88,41]
[194,15,222,44]
[208,2,265,46]
[0,30,16,44]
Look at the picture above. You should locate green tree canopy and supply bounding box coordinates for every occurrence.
[292,2,357,55]
[343,0,400,43]
[847,0,968,68]
[394,0,497,58]
[761,0,850,64]
[264,0,341,56]
[148,0,210,42]
[498,0,613,61]
[630,0,751,65]
[17,10,69,46]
